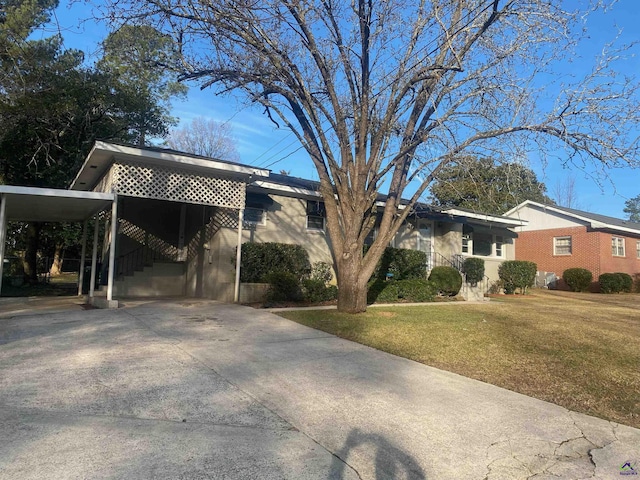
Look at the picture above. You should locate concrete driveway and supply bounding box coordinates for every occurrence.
[0,300,638,479]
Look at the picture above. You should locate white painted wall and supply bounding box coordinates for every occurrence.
[510,204,586,232]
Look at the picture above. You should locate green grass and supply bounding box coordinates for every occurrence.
[278,290,640,428]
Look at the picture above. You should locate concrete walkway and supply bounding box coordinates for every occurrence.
[0,300,638,479]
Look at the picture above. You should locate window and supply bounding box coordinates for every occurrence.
[306,200,326,230]
[462,234,470,254]
[243,207,266,225]
[472,232,493,256]
[461,229,505,257]
[637,241,640,259]
[612,237,625,257]
[554,236,572,255]
[495,235,504,257]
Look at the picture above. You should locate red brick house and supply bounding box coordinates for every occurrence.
[505,201,640,284]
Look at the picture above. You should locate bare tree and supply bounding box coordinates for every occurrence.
[105,0,640,313]
[552,175,583,209]
[167,117,240,161]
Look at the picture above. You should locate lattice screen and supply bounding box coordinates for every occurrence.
[102,161,246,209]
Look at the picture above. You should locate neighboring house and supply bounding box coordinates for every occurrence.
[0,141,525,306]
[506,200,640,285]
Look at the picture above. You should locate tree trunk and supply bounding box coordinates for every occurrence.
[23,222,41,285]
[336,252,369,314]
[49,244,64,276]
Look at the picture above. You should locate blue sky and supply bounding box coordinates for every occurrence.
[42,0,640,218]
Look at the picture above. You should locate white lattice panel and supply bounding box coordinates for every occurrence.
[110,162,246,208]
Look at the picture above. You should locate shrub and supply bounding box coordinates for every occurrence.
[463,257,485,285]
[264,271,303,302]
[302,279,338,303]
[310,261,333,284]
[498,260,536,294]
[367,279,436,304]
[562,268,593,292]
[488,280,503,295]
[369,247,427,281]
[600,272,633,294]
[428,266,462,296]
[617,273,633,293]
[239,242,311,283]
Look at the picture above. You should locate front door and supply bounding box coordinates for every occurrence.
[416,220,433,270]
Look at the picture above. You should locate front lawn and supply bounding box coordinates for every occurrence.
[278,289,640,428]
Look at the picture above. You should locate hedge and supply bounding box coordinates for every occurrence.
[463,257,485,285]
[498,260,536,294]
[428,266,462,296]
[599,272,633,294]
[302,279,338,303]
[239,242,311,282]
[367,279,437,304]
[264,271,303,302]
[562,268,593,292]
[369,247,427,281]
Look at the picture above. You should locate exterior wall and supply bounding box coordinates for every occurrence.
[597,231,640,276]
[515,226,600,277]
[187,194,336,302]
[434,222,462,257]
[515,226,640,279]
[511,204,585,231]
[457,226,514,285]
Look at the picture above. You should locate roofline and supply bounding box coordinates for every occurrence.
[506,200,640,236]
[252,181,523,226]
[71,141,269,189]
[0,185,115,201]
[439,207,528,227]
[251,179,322,198]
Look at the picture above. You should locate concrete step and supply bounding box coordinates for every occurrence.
[114,262,185,297]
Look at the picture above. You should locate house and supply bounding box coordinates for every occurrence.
[506,200,640,286]
[0,141,525,306]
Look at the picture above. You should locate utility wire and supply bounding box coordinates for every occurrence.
[250,0,497,170]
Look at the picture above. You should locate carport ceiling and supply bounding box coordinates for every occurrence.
[0,186,115,222]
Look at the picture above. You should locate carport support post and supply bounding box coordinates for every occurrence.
[77,219,88,296]
[0,194,7,295]
[234,209,244,303]
[107,195,118,302]
[89,214,100,299]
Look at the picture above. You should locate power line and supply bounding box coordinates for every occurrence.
[250,0,498,170]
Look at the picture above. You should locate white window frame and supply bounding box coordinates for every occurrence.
[306,200,326,231]
[612,237,625,257]
[495,235,504,257]
[462,233,471,254]
[306,214,325,231]
[462,232,505,258]
[636,240,640,259]
[553,236,572,256]
[243,207,266,226]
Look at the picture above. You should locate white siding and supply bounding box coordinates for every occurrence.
[511,204,587,232]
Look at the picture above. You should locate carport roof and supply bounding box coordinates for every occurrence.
[0,186,114,222]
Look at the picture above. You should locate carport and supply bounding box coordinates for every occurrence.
[0,186,116,306]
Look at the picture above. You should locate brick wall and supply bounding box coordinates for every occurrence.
[516,226,640,278]
[516,226,600,277]
[597,232,640,276]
